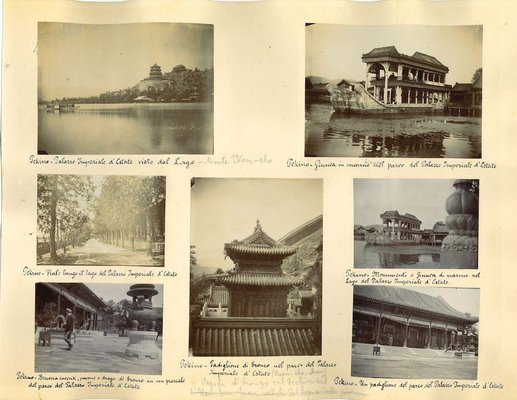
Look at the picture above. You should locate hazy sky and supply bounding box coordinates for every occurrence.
[191,178,323,269]
[38,22,213,100]
[86,283,164,308]
[354,179,461,229]
[306,24,482,85]
[400,286,480,317]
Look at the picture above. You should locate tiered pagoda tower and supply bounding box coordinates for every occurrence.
[148,63,163,80]
[220,220,302,317]
[191,220,320,356]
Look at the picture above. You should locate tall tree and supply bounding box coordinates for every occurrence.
[472,68,482,83]
[37,175,94,262]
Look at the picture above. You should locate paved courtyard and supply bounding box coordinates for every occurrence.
[351,347,478,380]
[35,334,162,375]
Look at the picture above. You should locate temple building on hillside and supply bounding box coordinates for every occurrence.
[362,46,451,105]
[353,286,478,350]
[191,219,321,356]
[148,63,164,80]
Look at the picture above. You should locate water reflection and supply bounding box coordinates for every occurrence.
[354,241,441,269]
[38,103,213,155]
[305,103,481,158]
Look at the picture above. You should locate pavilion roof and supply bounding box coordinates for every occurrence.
[218,273,303,287]
[380,210,422,223]
[354,286,478,323]
[192,318,319,356]
[363,46,401,58]
[224,220,297,260]
[207,285,229,307]
[411,51,445,67]
[363,46,448,71]
[452,83,473,92]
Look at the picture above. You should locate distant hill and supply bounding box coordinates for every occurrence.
[49,64,213,104]
[191,264,219,277]
[306,75,342,86]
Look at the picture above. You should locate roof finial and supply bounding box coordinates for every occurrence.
[255,218,261,231]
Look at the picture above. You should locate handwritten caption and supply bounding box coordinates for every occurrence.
[345,269,480,286]
[29,154,272,170]
[334,377,503,392]
[182,359,345,397]
[23,266,177,280]
[287,158,496,172]
[16,372,184,390]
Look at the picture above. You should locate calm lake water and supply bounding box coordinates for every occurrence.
[38,103,213,155]
[354,241,441,268]
[305,103,481,158]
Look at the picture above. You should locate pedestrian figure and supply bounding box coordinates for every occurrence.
[63,308,75,350]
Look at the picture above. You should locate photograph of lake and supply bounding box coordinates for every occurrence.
[38,23,213,155]
[354,179,479,269]
[306,25,482,158]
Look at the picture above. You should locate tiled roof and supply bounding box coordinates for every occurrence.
[354,286,477,323]
[411,51,445,67]
[192,319,319,356]
[363,46,400,58]
[362,46,448,70]
[380,210,422,223]
[218,273,303,286]
[225,220,296,259]
[207,286,229,307]
[452,83,472,92]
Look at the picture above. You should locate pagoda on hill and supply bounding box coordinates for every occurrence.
[220,219,302,317]
[148,63,163,80]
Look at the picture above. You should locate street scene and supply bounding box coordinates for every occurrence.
[34,283,163,374]
[37,175,166,266]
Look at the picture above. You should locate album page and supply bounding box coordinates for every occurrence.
[1,0,516,399]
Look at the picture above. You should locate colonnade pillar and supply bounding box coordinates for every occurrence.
[382,62,390,104]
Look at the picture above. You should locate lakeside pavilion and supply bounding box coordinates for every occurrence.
[353,286,478,349]
[363,46,451,105]
[380,210,422,242]
[192,217,322,356]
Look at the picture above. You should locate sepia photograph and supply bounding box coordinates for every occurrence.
[189,178,323,356]
[34,283,163,374]
[351,285,479,380]
[37,174,166,266]
[38,22,214,155]
[354,179,479,269]
[306,24,482,158]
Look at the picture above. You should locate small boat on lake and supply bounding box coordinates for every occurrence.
[46,103,77,112]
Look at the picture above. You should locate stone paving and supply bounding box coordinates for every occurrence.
[35,334,162,375]
[38,238,163,266]
[352,353,478,380]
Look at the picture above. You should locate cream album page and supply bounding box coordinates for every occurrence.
[1,0,516,399]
